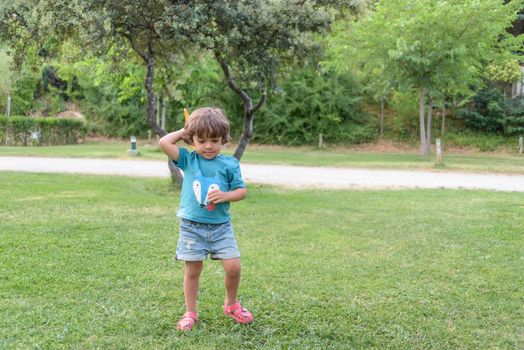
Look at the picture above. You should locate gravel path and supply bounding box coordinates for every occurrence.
[1,156,523,192]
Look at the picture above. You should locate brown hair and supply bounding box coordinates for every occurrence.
[184,107,230,145]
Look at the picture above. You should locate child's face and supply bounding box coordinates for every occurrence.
[192,135,222,160]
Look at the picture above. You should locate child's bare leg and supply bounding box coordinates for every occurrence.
[221,258,241,306]
[183,261,203,312]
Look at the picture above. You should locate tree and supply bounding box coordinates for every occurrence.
[329,0,524,157]
[165,1,360,160]
[487,58,523,98]
[0,1,200,183]
[0,46,14,115]
[1,1,363,162]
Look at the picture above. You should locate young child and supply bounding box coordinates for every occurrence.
[159,107,253,331]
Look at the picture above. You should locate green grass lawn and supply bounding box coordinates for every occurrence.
[1,172,523,349]
[1,139,524,174]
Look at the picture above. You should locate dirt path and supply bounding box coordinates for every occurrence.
[1,156,523,192]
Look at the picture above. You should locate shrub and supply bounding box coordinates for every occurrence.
[505,97,524,135]
[73,60,150,138]
[388,90,422,139]
[252,66,375,145]
[458,87,506,133]
[10,67,41,116]
[458,87,524,136]
[442,130,517,152]
[0,116,86,146]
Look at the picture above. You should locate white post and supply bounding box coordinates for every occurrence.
[519,136,523,154]
[318,133,323,149]
[128,135,138,156]
[31,130,40,146]
[435,138,442,164]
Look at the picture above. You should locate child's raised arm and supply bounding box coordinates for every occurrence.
[159,128,187,161]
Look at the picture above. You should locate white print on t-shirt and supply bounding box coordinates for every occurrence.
[192,171,221,211]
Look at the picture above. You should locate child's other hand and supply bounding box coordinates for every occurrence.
[207,189,227,204]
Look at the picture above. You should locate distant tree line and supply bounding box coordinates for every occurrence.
[1,0,523,158]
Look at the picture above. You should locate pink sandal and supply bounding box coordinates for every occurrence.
[223,301,254,324]
[176,311,198,330]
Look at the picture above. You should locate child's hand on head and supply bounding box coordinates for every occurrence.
[179,128,191,144]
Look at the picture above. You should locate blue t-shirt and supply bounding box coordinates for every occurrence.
[173,147,245,224]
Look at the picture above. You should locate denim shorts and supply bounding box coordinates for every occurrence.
[176,219,241,261]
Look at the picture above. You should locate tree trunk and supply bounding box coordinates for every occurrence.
[161,94,168,130]
[168,159,183,184]
[6,93,11,117]
[419,85,427,158]
[144,43,182,185]
[441,103,446,137]
[5,93,10,145]
[155,93,160,127]
[380,97,385,139]
[233,110,254,160]
[145,55,165,137]
[215,52,267,161]
[127,32,182,185]
[426,96,433,156]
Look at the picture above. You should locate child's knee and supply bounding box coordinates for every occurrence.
[225,269,240,281]
[185,261,203,278]
[223,259,241,276]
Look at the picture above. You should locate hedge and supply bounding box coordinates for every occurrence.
[0,116,86,146]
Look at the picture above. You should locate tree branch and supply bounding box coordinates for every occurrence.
[214,51,252,109]
[124,32,147,61]
[252,87,267,114]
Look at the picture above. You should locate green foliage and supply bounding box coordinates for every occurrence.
[459,88,506,133]
[162,1,361,159]
[459,87,524,135]
[505,98,524,135]
[2,0,523,151]
[328,0,524,153]
[442,130,518,152]
[32,92,66,117]
[0,43,69,117]
[389,90,420,138]
[72,57,149,138]
[69,53,239,139]
[0,46,14,96]
[187,1,334,86]
[0,116,86,145]
[253,65,376,145]
[9,66,40,115]
[487,59,523,84]
[164,53,244,132]
[365,0,520,93]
